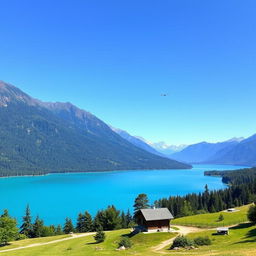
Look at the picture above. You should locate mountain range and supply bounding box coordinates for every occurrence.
[0,81,191,176]
[112,128,256,167]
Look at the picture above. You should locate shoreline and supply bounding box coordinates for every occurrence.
[0,167,193,179]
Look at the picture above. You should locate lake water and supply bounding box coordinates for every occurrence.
[0,164,247,225]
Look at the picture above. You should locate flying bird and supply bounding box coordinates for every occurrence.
[161,94,168,97]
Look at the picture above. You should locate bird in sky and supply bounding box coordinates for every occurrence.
[161,94,168,97]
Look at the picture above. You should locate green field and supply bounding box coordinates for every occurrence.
[0,235,70,252]
[0,229,176,256]
[0,205,255,256]
[166,223,256,256]
[172,204,250,227]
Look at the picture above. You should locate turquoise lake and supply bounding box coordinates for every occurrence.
[0,164,247,225]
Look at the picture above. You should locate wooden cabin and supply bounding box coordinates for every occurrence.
[135,208,174,232]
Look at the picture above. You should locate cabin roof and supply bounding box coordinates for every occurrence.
[140,208,174,221]
[217,227,229,231]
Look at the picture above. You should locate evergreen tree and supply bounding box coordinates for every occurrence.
[121,211,127,228]
[20,205,33,238]
[104,206,122,230]
[94,228,105,243]
[76,213,85,233]
[32,216,44,238]
[133,194,150,215]
[247,204,256,223]
[126,209,133,227]
[180,200,193,217]
[55,225,63,235]
[76,211,93,232]
[84,211,94,232]
[1,209,9,218]
[63,218,74,234]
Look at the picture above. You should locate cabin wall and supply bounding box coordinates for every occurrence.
[146,219,170,232]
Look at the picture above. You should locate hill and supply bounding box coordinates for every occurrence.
[170,138,243,164]
[0,81,190,176]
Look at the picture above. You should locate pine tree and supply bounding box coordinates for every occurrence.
[55,225,63,235]
[121,211,127,228]
[84,211,94,232]
[133,194,150,215]
[94,228,105,243]
[1,209,9,218]
[32,216,44,238]
[20,205,33,238]
[63,218,74,234]
[180,200,193,217]
[126,210,133,226]
[76,213,85,233]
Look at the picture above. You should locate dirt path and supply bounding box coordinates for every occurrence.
[152,225,206,253]
[0,232,96,254]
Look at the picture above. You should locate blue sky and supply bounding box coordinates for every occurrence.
[0,0,255,145]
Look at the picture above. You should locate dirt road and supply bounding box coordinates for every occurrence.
[152,225,205,252]
[0,232,96,254]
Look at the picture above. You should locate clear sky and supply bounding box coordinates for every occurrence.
[0,0,255,145]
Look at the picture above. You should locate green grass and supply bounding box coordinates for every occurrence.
[166,223,256,256]
[0,205,255,256]
[0,235,70,251]
[0,229,176,256]
[172,204,250,228]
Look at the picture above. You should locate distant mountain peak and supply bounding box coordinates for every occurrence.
[0,81,40,107]
[225,137,244,143]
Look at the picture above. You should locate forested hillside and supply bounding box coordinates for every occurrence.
[0,81,190,176]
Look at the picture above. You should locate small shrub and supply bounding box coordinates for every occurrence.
[194,236,212,246]
[94,230,106,243]
[15,234,27,241]
[171,235,194,249]
[218,214,224,222]
[118,237,132,248]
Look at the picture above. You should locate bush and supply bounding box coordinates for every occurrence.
[171,235,194,249]
[194,236,212,246]
[247,205,256,223]
[218,214,224,222]
[15,233,27,241]
[118,237,132,248]
[94,230,105,243]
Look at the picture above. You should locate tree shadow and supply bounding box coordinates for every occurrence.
[230,223,253,230]
[86,241,102,245]
[233,223,256,244]
[121,230,138,238]
[0,243,10,248]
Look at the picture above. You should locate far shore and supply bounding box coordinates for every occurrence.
[0,166,195,179]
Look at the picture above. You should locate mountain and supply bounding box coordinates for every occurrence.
[0,81,191,176]
[110,127,164,157]
[170,139,242,164]
[149,141,187,155]
[207,135,256,166]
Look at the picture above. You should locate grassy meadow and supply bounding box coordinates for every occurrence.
[171,204,250,227]
[0,229,176,256]
[166,223,256,256]
[0,205,255,256]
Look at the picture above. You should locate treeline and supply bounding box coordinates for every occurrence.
[204,167,256,185]
[155,168,256,217]
[0,205,134,246]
